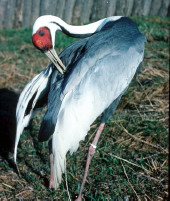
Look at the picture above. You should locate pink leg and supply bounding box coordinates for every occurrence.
[49,153,55,188]
[76,123,105,201]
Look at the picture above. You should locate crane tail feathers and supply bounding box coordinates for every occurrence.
[53,149,66,189]
[14,65,54,163]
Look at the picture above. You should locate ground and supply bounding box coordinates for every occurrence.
[0,17,169,200]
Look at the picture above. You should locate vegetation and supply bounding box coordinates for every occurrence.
[0,17,169,200]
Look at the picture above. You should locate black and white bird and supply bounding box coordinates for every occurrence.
[14,15,145,200]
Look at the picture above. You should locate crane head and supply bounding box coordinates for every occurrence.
[32,16,66,74]
[32,27,52,52]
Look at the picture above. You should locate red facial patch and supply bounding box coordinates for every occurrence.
[32,27,52,51]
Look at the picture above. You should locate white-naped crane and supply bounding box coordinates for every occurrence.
[14,15,146,200]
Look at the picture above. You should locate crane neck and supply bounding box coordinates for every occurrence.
[33,15,122,39]
[53,16,122,38]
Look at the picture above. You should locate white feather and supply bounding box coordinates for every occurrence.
[14,66,53,163]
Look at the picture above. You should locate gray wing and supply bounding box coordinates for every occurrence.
[39,28,145,143]
[51,26,146,188]
[62,28,145,96]
[38,17,146,143]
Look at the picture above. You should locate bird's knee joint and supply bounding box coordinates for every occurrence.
[89,143,96,156]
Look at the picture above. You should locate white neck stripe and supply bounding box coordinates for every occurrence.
[33,15,122,37]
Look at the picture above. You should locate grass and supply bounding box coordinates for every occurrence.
[0,16,169,200]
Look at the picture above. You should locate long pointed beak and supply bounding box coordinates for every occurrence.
[45,49,66,74]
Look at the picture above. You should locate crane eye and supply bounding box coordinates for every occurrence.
[38,30,45,36]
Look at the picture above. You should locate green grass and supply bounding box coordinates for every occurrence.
[0,16,169,200]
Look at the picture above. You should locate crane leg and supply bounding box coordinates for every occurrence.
[49,153,55,188]
[76,123,105,201]
[48,140,55,188]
